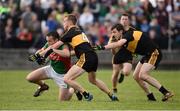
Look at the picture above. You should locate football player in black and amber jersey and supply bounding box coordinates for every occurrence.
[110,13,134,93]
[96,23,173,102]
[39,14,118,101]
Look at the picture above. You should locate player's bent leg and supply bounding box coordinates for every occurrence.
[59,88,74,101]
[63,65,85,92]
[139,63,174,101]
[118,63,132,83]
[133,62,155,100]
[74,90,83,101]
[118,64,126,83]
[33,83,49,97]
[112,64,121,93]
[26,67,50,97]
[122,62,132,76]
[139,63,161,89]
[88,71,110,93]
[133,62,150,94]
[88,72,119,101]
[26,67,49,84]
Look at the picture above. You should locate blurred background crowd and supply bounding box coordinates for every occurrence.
[0,0,180,50]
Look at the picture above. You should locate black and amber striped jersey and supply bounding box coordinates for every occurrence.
[123,26,136,34]
[108,26,136,54]
[60,26,94,58]
[123,30,157,55]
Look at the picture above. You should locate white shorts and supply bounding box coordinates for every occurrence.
[42,65,68,89]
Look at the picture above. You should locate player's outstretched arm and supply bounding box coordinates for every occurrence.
[52,44,70,57]
[39,41,64,57]
[104,39,127,50]
[93,39,127,51]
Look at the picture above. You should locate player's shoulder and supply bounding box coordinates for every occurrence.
[69,26,82,32]
[129,26,136,31]
[62,26,82,39]
[69,26,82,36]
[124,26,136,34]
[124,30,133,37]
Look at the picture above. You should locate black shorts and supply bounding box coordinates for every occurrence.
[76,52,98,72]
[140,48,162,69]
[113,48,133,64]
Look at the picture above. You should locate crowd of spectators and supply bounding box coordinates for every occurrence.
[0,0,180,50]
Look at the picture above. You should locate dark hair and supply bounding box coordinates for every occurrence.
[111,23,124,32]
[65,14,77,25]
[46,31,60,40]
[119,13,130,20]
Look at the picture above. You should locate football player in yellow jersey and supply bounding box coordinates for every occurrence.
[95,23,173,101]
[38,14,118,101]
[110,13,134,93]
[116,13,157,101]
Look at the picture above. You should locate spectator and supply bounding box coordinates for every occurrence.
[155,0,169,29]
[17,28,33,48]
[140,0,155,22]
[98,20,112,45]
[0,0,178,50]
[140,17,150,33]
[89,0,100,21]
[98,3,109,23]
[105,6,119,24]
[86,22,99,45]
[79,6,94,29]
[21,5,36,30]
[149,28,160,47]
[46,10,59,32]
[2,21,15,48]
[20,0,33,10]
[31,0,44,21]
[171,4,180,48]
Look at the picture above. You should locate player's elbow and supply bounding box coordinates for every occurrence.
[53,41,63,48]
[62,51,71,57]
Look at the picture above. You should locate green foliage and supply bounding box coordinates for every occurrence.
[0,70,180,110]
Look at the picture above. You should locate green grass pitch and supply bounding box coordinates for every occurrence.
[0,70,180,110]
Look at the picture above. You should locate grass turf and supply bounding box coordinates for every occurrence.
[0,70,180,110]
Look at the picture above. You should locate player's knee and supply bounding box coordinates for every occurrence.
[63,77,70,84]
[139,71,148,80]
[133,74,139,81]
[122,68,131,76]
[26,75,34,83]
[88,78,96,85]
[123,71,130,76]
[133,73,140,81]
[114,70,120,74]
[89,80,96,85]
